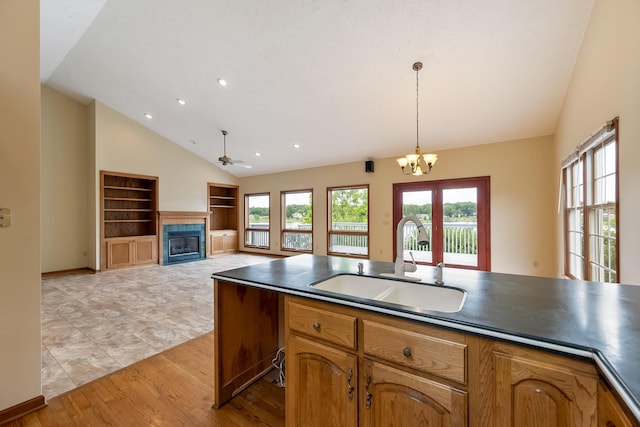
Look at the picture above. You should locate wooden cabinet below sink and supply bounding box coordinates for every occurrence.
[212,281,638,426]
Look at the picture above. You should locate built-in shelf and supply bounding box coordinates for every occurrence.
[209,183,239,254]
[101,171,159,270]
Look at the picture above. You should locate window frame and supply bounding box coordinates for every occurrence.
[562,117,619,282]
[327,184,370,258]
[281,189,313,253]
[244,192,270,249]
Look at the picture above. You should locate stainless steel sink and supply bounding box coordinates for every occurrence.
[311,275,466,313]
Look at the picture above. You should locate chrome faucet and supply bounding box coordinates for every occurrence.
[357,262,364,275]
[394,215,429,277]
[435,262,445,285]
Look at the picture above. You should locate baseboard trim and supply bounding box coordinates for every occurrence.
[0,395,46,425]
[42,267,96,277]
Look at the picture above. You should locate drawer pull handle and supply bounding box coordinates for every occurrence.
[312,322,321,331]
[403,347,412,357]
[346,368,354,401]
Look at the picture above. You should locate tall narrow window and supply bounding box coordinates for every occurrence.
[393,177,490,271]
[245,193,270,249]
[563,117,618,282]
[328,185,369,258]
[282,189,313,252]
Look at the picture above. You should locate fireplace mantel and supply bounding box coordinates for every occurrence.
[158,211,211,262]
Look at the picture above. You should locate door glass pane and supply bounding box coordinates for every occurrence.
[442,188,478,267]
[401,191,432,263]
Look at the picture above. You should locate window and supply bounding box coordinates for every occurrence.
[393,177,491,271]
[281,190,313,252]
[245,193,270,249]
[328,185,369,258]
[563,117,618,282]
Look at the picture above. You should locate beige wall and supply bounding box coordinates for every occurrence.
[0,0,42,411]
[554,0,640,284]
[92,101,238,270]
[240,135,557,277]
[41,86,90,272]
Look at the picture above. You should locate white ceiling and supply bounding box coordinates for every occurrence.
[41,0,595,177]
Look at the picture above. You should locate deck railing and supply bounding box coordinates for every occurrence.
[245,222,478,262]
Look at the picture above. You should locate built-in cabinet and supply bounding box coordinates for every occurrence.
[101,171,158,270]
[208,183,238,255]
[105,236,158,269]
[212,280,638,426]
[285,296,469,426]
[493,342,598,426]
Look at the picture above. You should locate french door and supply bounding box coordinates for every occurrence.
[393,176,491,271]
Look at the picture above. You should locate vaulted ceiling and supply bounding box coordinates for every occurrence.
[41,0,595,176]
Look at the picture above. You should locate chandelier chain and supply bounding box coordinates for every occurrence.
[416,63,420,150]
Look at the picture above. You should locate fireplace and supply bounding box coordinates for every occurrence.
[162,223,206,265]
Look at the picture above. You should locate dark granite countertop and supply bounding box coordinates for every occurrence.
[211,254,640,421]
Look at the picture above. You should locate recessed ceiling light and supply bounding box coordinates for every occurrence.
[144,113,153,119]
[177,98,186,106]
[255,152,261,157]
[217,78,228,87]
[293,144,300,149]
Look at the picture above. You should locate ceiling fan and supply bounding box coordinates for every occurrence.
[217,130,251,168]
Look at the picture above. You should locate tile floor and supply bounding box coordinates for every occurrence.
[41,253,276,399]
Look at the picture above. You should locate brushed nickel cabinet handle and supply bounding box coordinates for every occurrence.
[312,322,321,330]
[403,347,412,357]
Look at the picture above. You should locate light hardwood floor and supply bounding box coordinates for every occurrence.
[7,332,285,426]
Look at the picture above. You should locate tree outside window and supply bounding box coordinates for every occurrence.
[328,186,369,257]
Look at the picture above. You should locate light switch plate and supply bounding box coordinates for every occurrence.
[0,208,11,227]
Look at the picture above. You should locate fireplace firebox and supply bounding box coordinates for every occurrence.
[163,224,205,265]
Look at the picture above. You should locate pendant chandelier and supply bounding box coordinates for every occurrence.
[396,62,438,176]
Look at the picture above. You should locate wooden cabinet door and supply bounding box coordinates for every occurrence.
[134,236,157,264]
[361,359,467,427]
[211,232,223,254]
[494,350,598,426]
[598,382,634,427]
[211,231,237,254]
[106,239,133,269]
[286,334,358,427]
[223,230,237,253]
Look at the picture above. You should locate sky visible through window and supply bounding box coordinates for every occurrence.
[403,188,477,205]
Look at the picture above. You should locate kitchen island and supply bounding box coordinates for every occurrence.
[211,254,640,425]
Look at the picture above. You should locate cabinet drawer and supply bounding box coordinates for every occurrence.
[362,320,466,384]
[288,301,357,349]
